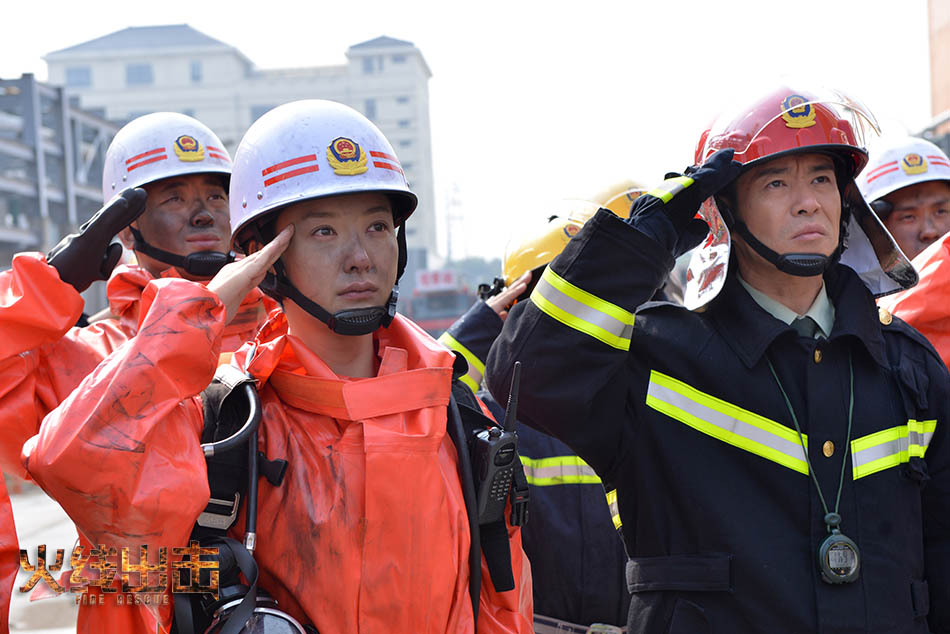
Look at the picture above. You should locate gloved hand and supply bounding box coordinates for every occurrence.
[626,149,742,258]
[46,188,147,293]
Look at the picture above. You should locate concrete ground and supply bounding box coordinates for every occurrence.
[7,478,79,633]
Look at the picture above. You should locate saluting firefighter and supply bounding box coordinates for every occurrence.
[858,135,950,260]
[24,100,532,633]
[0,113,277,633]
[486,85,950,633]
[440,188,647,634]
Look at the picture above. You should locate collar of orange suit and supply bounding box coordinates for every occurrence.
[106,264,270,329]
[235,311,456,421]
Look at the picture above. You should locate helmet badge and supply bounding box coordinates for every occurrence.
[780,95,817,129]
[563,223,580,239]
[174,135,205,162]
[900,153,928,175]
[327,137,369,175]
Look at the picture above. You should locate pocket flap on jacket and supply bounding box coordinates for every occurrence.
[626,553,732,593]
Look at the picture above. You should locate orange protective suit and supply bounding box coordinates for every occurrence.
[0,477,15,634]
[0,252,275,479]
[880,232,950,368]
[24,278,533,633]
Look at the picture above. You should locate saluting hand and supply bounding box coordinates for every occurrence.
[208,225,294,324]
[486,270,532,321]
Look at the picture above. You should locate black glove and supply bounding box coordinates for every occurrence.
[626,149,742,258]
[46,188,147,293]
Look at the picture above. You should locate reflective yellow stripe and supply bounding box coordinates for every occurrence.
[646,370,809,475]
[218,352,233,367]
[606,488,622,530]
[438,332,485,393]
[519,455,602,486]
[851,419,937,479]
[530,267,635,351]
[645,176,695,203]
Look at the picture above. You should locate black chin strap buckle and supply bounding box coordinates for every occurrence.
[130,226,233,278]
[774,254,832,277]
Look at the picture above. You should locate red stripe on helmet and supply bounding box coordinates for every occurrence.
[263,164,320,187]
[262,154,318,176]
[208,152,230,162]
[865,166,899,183]
[370,150,397,161]
[373,161,404,175]
[207,146,225,153]
[865,160,899,178]
[126,148,165,165]
[127,154,168,171]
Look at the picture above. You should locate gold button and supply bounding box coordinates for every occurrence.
[823,441,835,457]
[814,348,822,363]
[879,307,892,325]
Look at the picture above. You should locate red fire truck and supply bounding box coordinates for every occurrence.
[403,269,474,337]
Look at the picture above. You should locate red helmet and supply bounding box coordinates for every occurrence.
[683,84,917,309]
[697,86,874,179]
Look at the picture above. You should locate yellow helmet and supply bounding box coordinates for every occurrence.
[502,200,600,286]
[588,178,648,219]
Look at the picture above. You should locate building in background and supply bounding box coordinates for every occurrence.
[925,0,950,146]
[0,73,117,313]
[44,25,437,260]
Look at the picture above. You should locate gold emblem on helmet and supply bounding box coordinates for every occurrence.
[901,153,928,175]
[173,135,205,162]
[780,95,817,129]
[326,137,368,175]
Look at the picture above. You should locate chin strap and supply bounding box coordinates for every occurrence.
[258,223,408,337]
[129,225,234,278]
[718,195,851,279]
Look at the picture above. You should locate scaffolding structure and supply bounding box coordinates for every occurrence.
[0,73,117,313]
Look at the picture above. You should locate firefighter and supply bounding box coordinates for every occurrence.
[24,100,532,633]
[486,85,950,633]
[858,136,950,260]
[441,192,647,633]
[0,113,277,633]
[0,112,275,480]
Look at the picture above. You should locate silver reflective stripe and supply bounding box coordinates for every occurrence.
[646,176,694,203]
[534,275,634,346]
[520,455,602,485]
[851,421,936,479]
[646,372,809,474]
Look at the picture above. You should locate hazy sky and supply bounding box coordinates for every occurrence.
[1,0,933,263]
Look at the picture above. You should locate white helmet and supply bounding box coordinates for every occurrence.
[229,99,416,250]
[102,112,231,202]
[857,135,950,209]
[229,100,417,336]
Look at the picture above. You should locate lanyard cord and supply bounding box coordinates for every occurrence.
[766,350,854,532]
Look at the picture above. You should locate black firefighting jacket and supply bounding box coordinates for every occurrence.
[485,209,950,634]
[439,300,631,627]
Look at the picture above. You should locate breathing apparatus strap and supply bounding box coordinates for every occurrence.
[172,369,288,634]
[129,225,234,278]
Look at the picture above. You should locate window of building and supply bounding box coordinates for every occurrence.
[190,61,202,83]
[402,162,414,171]
[399,139,412,148]
[181,108,195,118]
[250,105,276,123]
[392,54,407,64]
[396,96,410,104]
[397,119,410,128]
[65,67,91,87]
[362,57,375,74]
[364,99,377,120]
[126,64,154,86]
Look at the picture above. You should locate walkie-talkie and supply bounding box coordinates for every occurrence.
[472,361,523,525]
